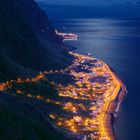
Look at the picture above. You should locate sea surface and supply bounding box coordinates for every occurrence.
[40,4,140,140]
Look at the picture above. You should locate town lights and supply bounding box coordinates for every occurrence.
[0,52,122,140]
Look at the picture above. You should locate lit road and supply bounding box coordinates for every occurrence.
[0,52,126,140]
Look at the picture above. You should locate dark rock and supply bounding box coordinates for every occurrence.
[0,0,73,82]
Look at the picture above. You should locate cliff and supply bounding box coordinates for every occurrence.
[0,0,73,82]
[0,0,74,139]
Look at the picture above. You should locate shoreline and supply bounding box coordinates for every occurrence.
[68,46,127,139]
[105,64,127,140]
[0,51,127,140]
[90,58,127,140]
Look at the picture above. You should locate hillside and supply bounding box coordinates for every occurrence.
[0,92,75,140]
[0,0,73,82]
[0,0,75,139]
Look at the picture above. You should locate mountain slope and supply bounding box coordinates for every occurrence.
[0,0,75,139]
[0,92,75,140]
[0,0,73,82]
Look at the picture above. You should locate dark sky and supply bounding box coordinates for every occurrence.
[36,0,140,6]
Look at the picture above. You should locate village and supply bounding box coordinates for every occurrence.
[0,52,124,140]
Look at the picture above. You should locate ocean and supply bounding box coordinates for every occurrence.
[40,4,140,140]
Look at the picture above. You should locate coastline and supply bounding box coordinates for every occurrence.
[105,90,126,140]
[0,51,127,140]
[67,44,127,139]
[62,32,127,138]
[63,53,127,140]
[103,63,127,140]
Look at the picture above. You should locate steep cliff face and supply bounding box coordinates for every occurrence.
[0,1,75,139]
[0,0,73,82]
